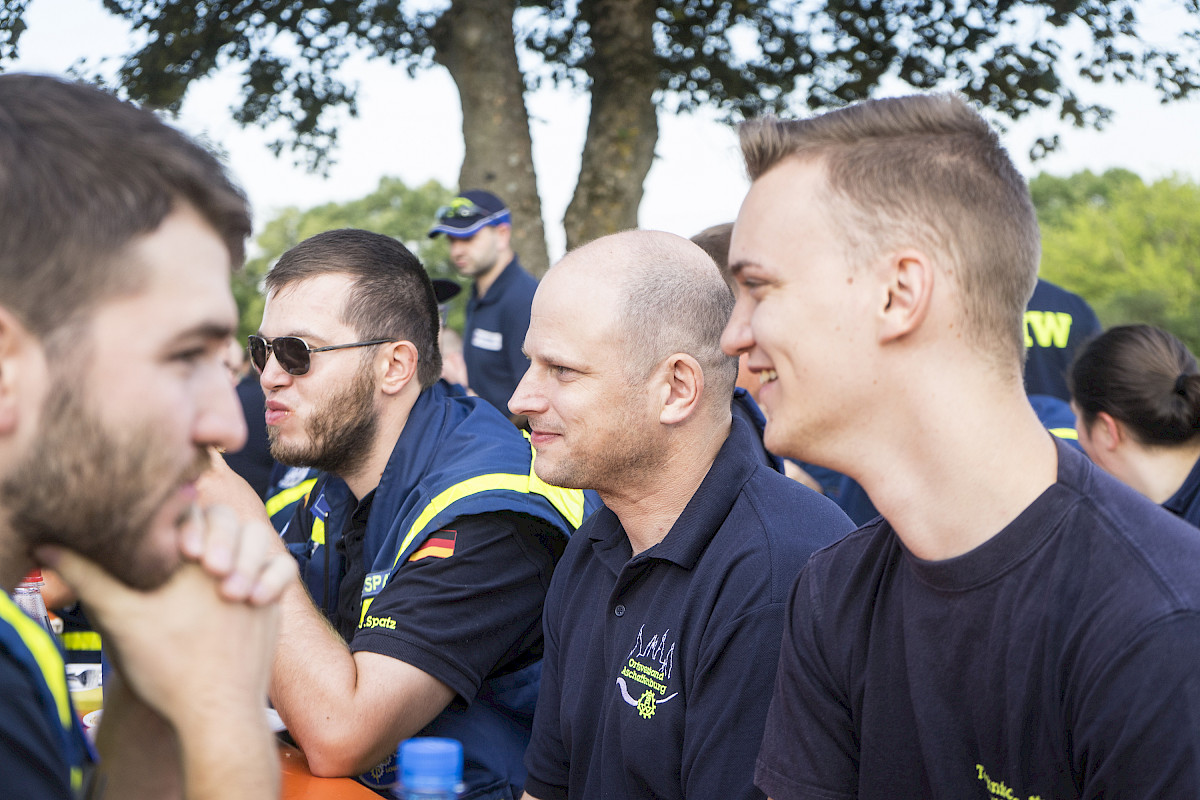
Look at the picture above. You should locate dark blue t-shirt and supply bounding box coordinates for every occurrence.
[523,415,855,800]
[465,257,538,415]
[757,441,1200,800]
[1164,453,1200,529]
[1023,279,1102,401]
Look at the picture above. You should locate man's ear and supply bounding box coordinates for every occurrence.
[494,222,513,250]
[0,306,36,436]
[658,353,705,426]
[878,250,933,344]
[379,340,420,396]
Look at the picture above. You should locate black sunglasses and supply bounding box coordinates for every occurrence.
[247,334,397,376]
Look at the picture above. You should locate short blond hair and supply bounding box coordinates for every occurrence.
[740,94,1039,367]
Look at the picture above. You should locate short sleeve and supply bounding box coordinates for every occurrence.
[1071,611,1200,797]
[349,511,562,703]
[755,567,859,800]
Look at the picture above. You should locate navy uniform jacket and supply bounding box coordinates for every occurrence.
[523,414,855,800]
[0,593,92,798]
[464,256,538,415]
[1023,279,1102,401]
[282,380,585,798]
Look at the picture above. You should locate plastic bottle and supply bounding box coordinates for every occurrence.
[393,737,464,800]
[12,569,57,637]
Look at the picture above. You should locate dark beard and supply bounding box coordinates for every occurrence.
[268,361,379,478]
[1,383,206,591]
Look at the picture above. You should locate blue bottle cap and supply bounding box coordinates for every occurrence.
[399,737,463,792]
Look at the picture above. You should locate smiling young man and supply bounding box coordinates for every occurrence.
[510,230,853,800]
[0,74,292,799]
[239,228,585,798]
[721,94,1200,799]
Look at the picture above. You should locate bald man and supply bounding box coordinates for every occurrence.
[509,231,853,800]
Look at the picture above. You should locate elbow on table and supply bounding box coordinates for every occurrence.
[294,727,387,779]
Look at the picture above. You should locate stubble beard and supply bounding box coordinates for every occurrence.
[268,361,379,479]
[1,382,207,591]
[533,412,659,496]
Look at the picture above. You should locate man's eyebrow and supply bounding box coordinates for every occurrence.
[728,260,753,277]
[178,322,237,342]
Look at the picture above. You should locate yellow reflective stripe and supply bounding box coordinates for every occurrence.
[266,478,317,518]
[311,516,326,546]
[358,597,375,629]
[524,431,585,529]
[0,595,72,732]
[61,631,102,652]
[389,470,584,572]
[529,463,585,529]
[1049,427,1079,440]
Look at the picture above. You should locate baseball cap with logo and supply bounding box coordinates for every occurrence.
[428,189,512,239]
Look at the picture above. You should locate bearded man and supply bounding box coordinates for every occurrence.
[247,228,586,798]
[0,73,291,800]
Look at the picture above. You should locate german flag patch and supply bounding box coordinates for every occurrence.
[409,530,457,562]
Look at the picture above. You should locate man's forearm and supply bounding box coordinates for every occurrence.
[177,700,279,800]
[91,675,182,799]
[269,580,455,777]
[269,581,367,771]
[92,672,279,800]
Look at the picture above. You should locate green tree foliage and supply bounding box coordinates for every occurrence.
[5,1,1199,267]
[233,176,460,339]
[1032,169,1200,354]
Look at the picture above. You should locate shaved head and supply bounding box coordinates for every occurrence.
[551,230,738,396]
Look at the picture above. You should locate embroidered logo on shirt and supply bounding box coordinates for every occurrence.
[975,763,1045,800]
[471,328,504,352]
[409,530,457,561]
[616,625,678,719]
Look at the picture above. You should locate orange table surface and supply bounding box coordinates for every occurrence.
[279,742,381,799]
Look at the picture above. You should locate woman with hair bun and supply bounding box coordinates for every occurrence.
[1070,324,1200,527]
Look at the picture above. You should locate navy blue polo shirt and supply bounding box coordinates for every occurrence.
[1164,453,1200,528]
[465,256,538,414]
[523,415,855,800]
[757,441,1200,800]
[1024,279,1102,401]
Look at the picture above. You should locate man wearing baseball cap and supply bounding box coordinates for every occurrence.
[429,190,538,422]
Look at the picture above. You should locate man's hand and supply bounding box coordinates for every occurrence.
[189,451,294,605]
[41,545,278,720]
[38,502,289,800]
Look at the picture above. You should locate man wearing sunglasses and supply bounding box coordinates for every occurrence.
[235,228,586,798]
[0,74,291,799]
[429,190,538,423]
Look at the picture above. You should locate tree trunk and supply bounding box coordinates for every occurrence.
[564,0,659,251]
[432,0,550,276]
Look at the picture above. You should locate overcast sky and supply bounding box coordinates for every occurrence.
[11,0,1200,261]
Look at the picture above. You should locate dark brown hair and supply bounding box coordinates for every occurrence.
[1070,324,1200,445]
[0,74,250,338]
[690,222,735,291]
[265,229,443,389]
